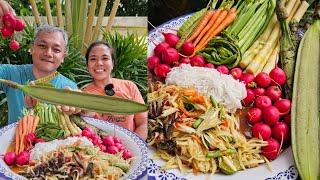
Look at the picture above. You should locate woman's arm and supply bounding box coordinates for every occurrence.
[134,115,148,140]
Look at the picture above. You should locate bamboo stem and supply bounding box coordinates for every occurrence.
[77,0,89,52]
[105,0,120,32]
[292,1,310,22]
[288,0,301,20]
[65,0,73,36]
[83,0,97,53]
[92,0,109,41]
[29,0,41,25]
[55,0,64,28]
[43,0,53,25]
[262,42,280,73]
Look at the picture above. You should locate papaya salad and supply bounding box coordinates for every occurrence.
[148,70,268,174]
[2,105,134,180]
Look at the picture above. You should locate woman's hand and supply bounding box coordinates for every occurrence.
[56,86,82,115]
[0,0,15,21]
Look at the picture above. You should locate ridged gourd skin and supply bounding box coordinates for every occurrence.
[0,79,148,115]
[291,19,320,180]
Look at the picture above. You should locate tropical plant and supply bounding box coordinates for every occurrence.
[103,31,147,101]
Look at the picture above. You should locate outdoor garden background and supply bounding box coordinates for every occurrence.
[0,0,148,127]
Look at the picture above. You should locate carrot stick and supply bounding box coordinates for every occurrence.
[195,7,237,52]
[193,9,222,46]
[194,9,229,51]
[187,10,215,42]
[32,116,40,132]
[15,122,21,154]
[27,115,34,134]
[19,116,28,153]
[22,116,28,135]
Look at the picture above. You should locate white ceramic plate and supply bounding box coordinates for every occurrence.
[147,15,298,180]
[0,117,148,180]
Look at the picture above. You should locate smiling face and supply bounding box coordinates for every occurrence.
[30,31,66,76]
[87,44,114,82]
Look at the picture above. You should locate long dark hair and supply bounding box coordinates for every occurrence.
[85,41,116,66]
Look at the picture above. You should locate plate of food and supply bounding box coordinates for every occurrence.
[146,0,309,179]
[0,114,148,180]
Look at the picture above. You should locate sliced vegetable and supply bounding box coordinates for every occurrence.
[0,79,147,114]
[291,16,320,180]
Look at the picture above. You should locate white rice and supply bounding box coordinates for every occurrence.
[30,137,93,161]
[165,64,246,113]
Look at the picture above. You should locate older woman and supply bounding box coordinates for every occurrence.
[82,41,147,140]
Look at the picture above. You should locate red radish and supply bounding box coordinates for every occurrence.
[81,129,93,138]
[240,72,255,87]
[283,114,291,124]
[247,107,262,124]
[252,123,272,140]
[84,127,95,135]
[181,41,195,56]
[190,55,205,67]
[91,135,102,145]
[163,33,179,47]
[262,138,280,160]
[230,67,242,79]
[272,122,290,142]
[255,96,272,109]
[2,12,16,29]
[113,136,122,144]
[1,27,14,37]
[180,57,191,64]
[9,40,20,51]
[274,99,291,115]
[254,72,272,87]
[103,135,115,147]
[154,42,170,57]
[147,55,160,70]
[115,143,125,151]
[263,106,280,126]
[265,86,282,102]
[253,88,265,97]
[35,138,45,143]
[154,64,171,78]
[216,65,229,74]
[26,132,37,144]
[106,146,119,154]
[14,18,25,31]
[16,151,29,166]
[4,152,16,166]
[162,48,180,65]
[242,89,255,106]
[204,63,215,68]
[269,67,286,86]
[99,144,107,152]
[122,149,133,159]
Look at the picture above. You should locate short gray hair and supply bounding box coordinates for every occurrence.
[33,24,69,52]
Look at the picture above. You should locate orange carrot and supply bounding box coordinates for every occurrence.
[221,119,230,128]
[22,116,28,135]
[19,116,28,153]
[15,121,21,154]
[32,116,40,132]
[187,10,215,42]
[195,7,237,52]
[192,135,202,145]
[27,115,34,134]
[193,9,222,46]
